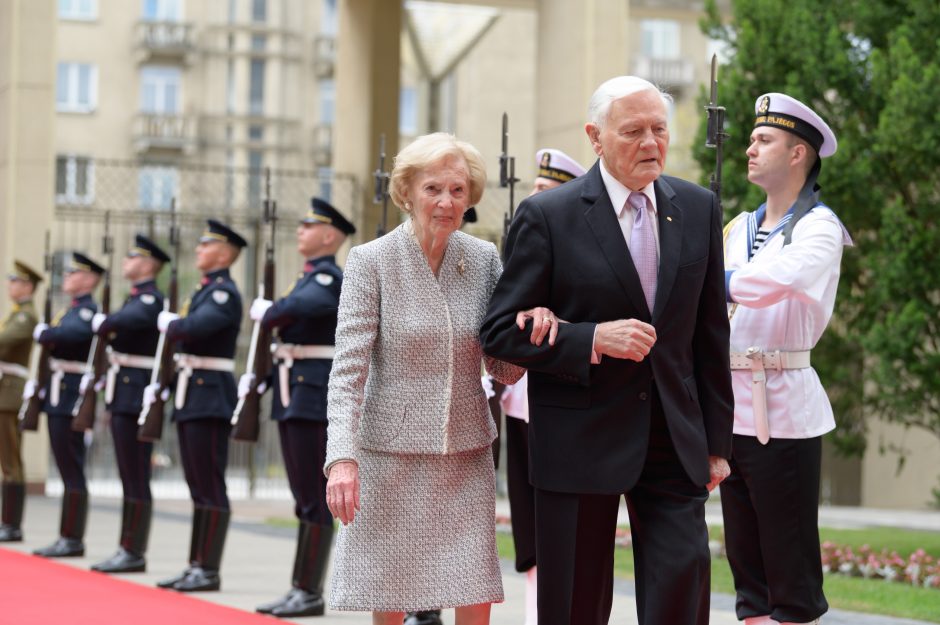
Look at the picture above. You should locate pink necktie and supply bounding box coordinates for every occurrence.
[628,191,657,313]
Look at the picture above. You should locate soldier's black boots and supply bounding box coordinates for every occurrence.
[33,489,87,558]
[0,481,26,542]
[158,505,229,592]
[257,521,334,618]
[92,499,151,573]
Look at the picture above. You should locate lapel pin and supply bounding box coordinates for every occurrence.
[666,216,673,222]
[457,257,466,275]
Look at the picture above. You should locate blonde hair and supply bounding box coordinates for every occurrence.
[389,132,487,211]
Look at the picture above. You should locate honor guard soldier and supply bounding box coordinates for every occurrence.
[31,252,103,557]
[153,219,245,592]
[0,261,42,542]
[248,198,355,618]
[722,93,853,625]
[89,235,169,573]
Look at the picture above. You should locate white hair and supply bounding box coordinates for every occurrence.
[587,76,673,128]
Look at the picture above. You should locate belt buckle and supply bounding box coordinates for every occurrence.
[746,346,765,372]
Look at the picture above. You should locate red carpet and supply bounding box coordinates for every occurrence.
[0,547,276,625]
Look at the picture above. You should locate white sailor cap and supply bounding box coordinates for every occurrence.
[535,148,587,184]
[754,93,837,158]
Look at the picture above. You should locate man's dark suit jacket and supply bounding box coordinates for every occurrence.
[480,162,733,494]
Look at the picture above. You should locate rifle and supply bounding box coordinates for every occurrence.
[373,134,391,238]
[498,112,519,257]
[231,168,277,442]
[72,211,114,431]
[705,54,728,211]
[18,232,54,431]
[138,198,180,441]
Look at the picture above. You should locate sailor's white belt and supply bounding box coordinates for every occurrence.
[105,350,157,404]
[272,343,335,408]
[0,361,29,380]
[48,358,89,407]
[173,353,236,410]
[729,349,811,371]
[729,348,811,445]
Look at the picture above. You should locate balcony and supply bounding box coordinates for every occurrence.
[632,56,695,89]
[135,21,197,64]
[313,35,335,79]
[133,113,198,154]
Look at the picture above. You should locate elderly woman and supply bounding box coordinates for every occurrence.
[325,132,526,625]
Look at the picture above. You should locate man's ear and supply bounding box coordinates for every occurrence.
[585,123,602,155]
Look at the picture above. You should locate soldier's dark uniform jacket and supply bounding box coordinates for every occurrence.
[167,268,241,421]
[98,280,164,415]
[39,294,97,418]
[262,256,342,422]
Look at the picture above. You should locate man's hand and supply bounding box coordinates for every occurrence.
[157,311,179,333]
[515,307,562,347]
[91,313,107,333]
[706,456,731,492]
[593,319,657,361]
[249,298,274,322]
[32,323,49,342]
[326,461,361,525]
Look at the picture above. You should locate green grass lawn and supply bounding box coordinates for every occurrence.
[496,526,940,623]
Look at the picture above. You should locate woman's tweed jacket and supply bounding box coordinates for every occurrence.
[326,220,524,470]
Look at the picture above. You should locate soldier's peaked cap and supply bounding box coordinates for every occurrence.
[129,234,171,264]
[535,148,588,184]
[302,197,356,235]
[754,92,837,158]
[200,219,248,248]
[69,252,106,275]
[9,260,43,284]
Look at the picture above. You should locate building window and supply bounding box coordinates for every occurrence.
[138,166,178,210]
[251,34,266,52]
[59,0,97,21]
[140,66,181,114]
[251,0,266,22]
[318,167,333,202]
[55,155,95,205]
[321,0,337,35]
[56,63,98,113]
[640,19,680,60]
[399,86,418,136]
[318,78,335,125]
[248,125,264,141]
[249,59,265,115]
[248,150,264,206]
[142,0,182,21]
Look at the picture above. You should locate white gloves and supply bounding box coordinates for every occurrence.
[237,373,255,399]
[78,373,93,395]
[22,379,36,400]
[249,298,274,322]
[91,312,107,333]
[142,383,170,408]
[481,374,495,399]
[32,323,49,341]
[157,311,180,333]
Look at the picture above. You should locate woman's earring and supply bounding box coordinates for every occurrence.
[405,202,412,211]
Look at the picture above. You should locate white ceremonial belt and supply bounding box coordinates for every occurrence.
[48,358,89,407]
[0,361,29,380]
[105,349,157,404]
[272,343,335,408]
[174,353,236,410]
[729,348,811,445]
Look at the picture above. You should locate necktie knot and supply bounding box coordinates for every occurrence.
[628,191,648,213]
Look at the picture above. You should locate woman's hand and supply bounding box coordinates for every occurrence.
[515,307,563,347]
[326,461,361,525]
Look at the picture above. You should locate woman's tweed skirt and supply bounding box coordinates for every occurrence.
[328,445,503,611]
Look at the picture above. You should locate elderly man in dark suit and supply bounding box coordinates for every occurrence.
[481,76,734,625]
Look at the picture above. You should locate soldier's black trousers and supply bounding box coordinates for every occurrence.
[721,434,828,624]
[111,413,153,501]
[278,419,331,525]
[48,416,87,491]
[177,419,230,510]
[506,415,537,573]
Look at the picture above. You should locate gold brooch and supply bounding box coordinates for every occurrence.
[457,257,466,275]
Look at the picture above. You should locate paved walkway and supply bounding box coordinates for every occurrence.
[4,495,936,624]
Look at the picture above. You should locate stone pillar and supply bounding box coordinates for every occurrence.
[535,0,628,166]
[0,0,56,488]
[333,0,402,242]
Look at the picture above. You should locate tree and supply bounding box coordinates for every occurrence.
[697,0,940,457]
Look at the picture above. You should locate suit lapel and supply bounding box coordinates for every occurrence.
[651,177,682,321]
[581,165,650,318]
